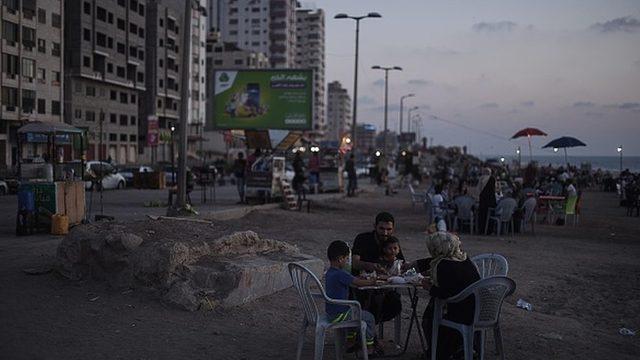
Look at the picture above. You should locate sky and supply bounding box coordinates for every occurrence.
[314,0,640,156]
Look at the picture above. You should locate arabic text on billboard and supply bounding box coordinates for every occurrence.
[210,70,313,130]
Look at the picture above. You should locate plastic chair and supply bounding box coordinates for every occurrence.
[485,198,517,236]
[471,254,509,278]
[453,195,476,234]
[563,195,579,226]
[409,184,426,211]
[520,197,537,234]
[288,263,369,360]
[431,276,516,360]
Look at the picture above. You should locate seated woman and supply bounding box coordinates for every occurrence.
[420,232,480,360]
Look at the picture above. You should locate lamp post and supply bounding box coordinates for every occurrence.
[372,65,402,157]
[399,93,414,133]
[334,12,382,157]
[617,146,623,174]
[407,106,419,132]
[170,125,176,187]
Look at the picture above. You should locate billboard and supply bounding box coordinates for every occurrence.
[210,69,313,130]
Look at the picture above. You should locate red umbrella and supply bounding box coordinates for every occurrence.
[512,127,547,160]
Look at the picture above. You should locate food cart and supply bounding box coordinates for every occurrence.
[317,141,343,192]
[15,121,86,235]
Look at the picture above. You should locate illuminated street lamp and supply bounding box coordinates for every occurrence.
[617,146,623,173]
[553,147,559,153]
[345,137,351,144]
[375,150,381,157]
[170,125,176,186]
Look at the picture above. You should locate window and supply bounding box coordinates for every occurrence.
[117,42,125,54]
[96,7,107,21]
[117,0,125,7]
[38,99,46,114]
[96,32,107,47]
[22,27,35,50]
[159,18,163,27]
[110,113,117,123]
[137,72,144,82]
[37,38,45,53]
[22,90,36,113]
[52,71,61,84]
[4,0,18,13]
[52,42,61,57]
[138,50,144,60]
[129,23,138,35]
[86,110,95,122]
[22,58,35,79]
[1,87,18,109]
[117,18,125,30]
[159,59,163,68]
[157,99,162,108]
[120,134,127,142]
[131,94,136,104]
[109,133,117,141]
[83,56,91,67]
[107,37,113,49]
[138,28,144,38]
[83,28,91,42]
[83,2,91,15]
[22,0,36,19]
[52,13,61,28]
[2,22,19,44]
[108,12,113,24]
[37,8,46,23]
[119,92,128,104]
[214,59,223,65]
[2,54,20,76]
[234,59,243,65]
[52,101,61,115]
[158,79,163,88]
[86,86,96,97]
[107,63,113,73]
[130,116,136,125]
[116,66,125,78]
[110,90,117,100]
[119,114,128,126]
[130,134,136,142]
[138,4,144,16]
[229,19,238,25]
[36,68,46,82]
[159,39,163,47]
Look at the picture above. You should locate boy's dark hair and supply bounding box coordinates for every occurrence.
[327,240,350,261]
[375,212,395,225]
[381,236,399,249]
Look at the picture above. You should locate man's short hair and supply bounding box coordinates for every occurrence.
[381,236,399,249]
[327,240,350,261]
[375,212,395,225]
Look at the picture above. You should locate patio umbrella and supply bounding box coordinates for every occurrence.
[511,127,548,160]
[542,136,586,165]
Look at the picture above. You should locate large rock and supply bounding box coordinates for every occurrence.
[56,220,323,311]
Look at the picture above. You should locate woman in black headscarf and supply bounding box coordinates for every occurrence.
[477,168,497,234]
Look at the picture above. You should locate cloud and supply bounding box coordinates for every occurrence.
[372,79,385,87]
[479,102,499,109]
[635,59,640,69]
[585,112,604,118]
[472,21,517,33]
[605,102,640,109]
[590,16,640,33]
[520,101,535,107]
[412,46,461,56]
[358,96,376,105]
[407,79,432,87]
[573,101,595,108]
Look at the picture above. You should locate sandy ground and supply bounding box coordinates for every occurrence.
[0,189,639,359]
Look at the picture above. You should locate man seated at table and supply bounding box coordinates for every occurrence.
[351,212,405,324]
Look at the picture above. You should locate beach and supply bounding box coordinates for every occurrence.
[0,188,638,359]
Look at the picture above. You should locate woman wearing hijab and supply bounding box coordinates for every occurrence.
[420,232,480,360]
[477,167,497,234]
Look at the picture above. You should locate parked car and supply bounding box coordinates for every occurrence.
[0,180,8,195]
[84,161,127,190]
[117,166,154,187]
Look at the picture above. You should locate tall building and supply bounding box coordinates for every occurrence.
[139,0,183,164]
[326,81,350,142]
[64,0,146,164]
[295,7,324,136]
[0,0,64,168]
[187,0,208,161]
[215,0,296,68]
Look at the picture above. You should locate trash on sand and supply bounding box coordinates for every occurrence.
[619,328,636,336]
[516,298,533,311]
[538,332,563,340]
[88,296,100,302]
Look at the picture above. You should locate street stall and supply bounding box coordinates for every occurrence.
[15,121,86,235]
[317,140,344,192]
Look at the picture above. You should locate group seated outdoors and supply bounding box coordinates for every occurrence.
[288,212,516,360]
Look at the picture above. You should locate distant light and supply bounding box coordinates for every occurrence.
[617,146,623,153]
[516,147,520,155]
[553,148,559,153]
[500,157,505,163]
[401,151,407,156]
[292,148,298,153]
[299,146,306,152]
[311,146,320,153]
[345,137,352,144]
[375,150,381,157]
[170,126,176,132]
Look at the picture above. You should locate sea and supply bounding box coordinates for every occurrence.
[480,155,640,173]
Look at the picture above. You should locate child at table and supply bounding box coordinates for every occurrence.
[379,237,404,276]
[325,240,379,355]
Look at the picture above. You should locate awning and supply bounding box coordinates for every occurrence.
[17,121,84,134]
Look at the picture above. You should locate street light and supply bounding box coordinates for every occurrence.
[399,93,415,133]
[170,125,176,187]
[334,12,382,156]
[372,65,402,157]
[617,146,623,174]
[407,106,419,132]
[553,147,559,153]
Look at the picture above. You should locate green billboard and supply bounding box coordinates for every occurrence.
[210,69,313,130]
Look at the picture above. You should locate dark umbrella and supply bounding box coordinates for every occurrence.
[542,136,586,165]
[511,127,548,160]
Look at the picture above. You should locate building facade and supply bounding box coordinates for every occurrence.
[268,0,296,68]
[187,0,207,162]
[0,0,64,168]
[64,0,146,164]
[295,7,324,136]
[326,81,350,143]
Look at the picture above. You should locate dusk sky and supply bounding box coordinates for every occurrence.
[318,0,640,156]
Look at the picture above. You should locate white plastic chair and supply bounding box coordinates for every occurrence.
[409,184,426,211]
[288,263,369,360]
[485,198,517,236]
[453,195,476,234]
[431,276,516,360]
[471,254,509,278]
[520,197,537,234]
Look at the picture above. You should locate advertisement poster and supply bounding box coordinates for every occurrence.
[210,69,313,130]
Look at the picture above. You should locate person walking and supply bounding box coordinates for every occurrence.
[292,151,306,202]
[233,152,247,204]
[345,153,357,197]
[308,151,321,194]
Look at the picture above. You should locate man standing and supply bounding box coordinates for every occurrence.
[345,153,357,197]
[352,212,404,323]
[233,152,247,204]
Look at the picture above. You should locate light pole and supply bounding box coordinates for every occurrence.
[372,65,402,156]
[399,93,414,133]
[170,125,176,187]
[617,146,623,174]
[407,106,419,132]
[334,12,382,157]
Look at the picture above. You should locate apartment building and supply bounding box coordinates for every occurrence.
[326,81,350,143]
[0,0,64,168]
[64,0,146,164]
[295,7,324,135]
[187,0,207,161]
[269,0,296,68]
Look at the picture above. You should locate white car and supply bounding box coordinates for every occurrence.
[84,161,127,190]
